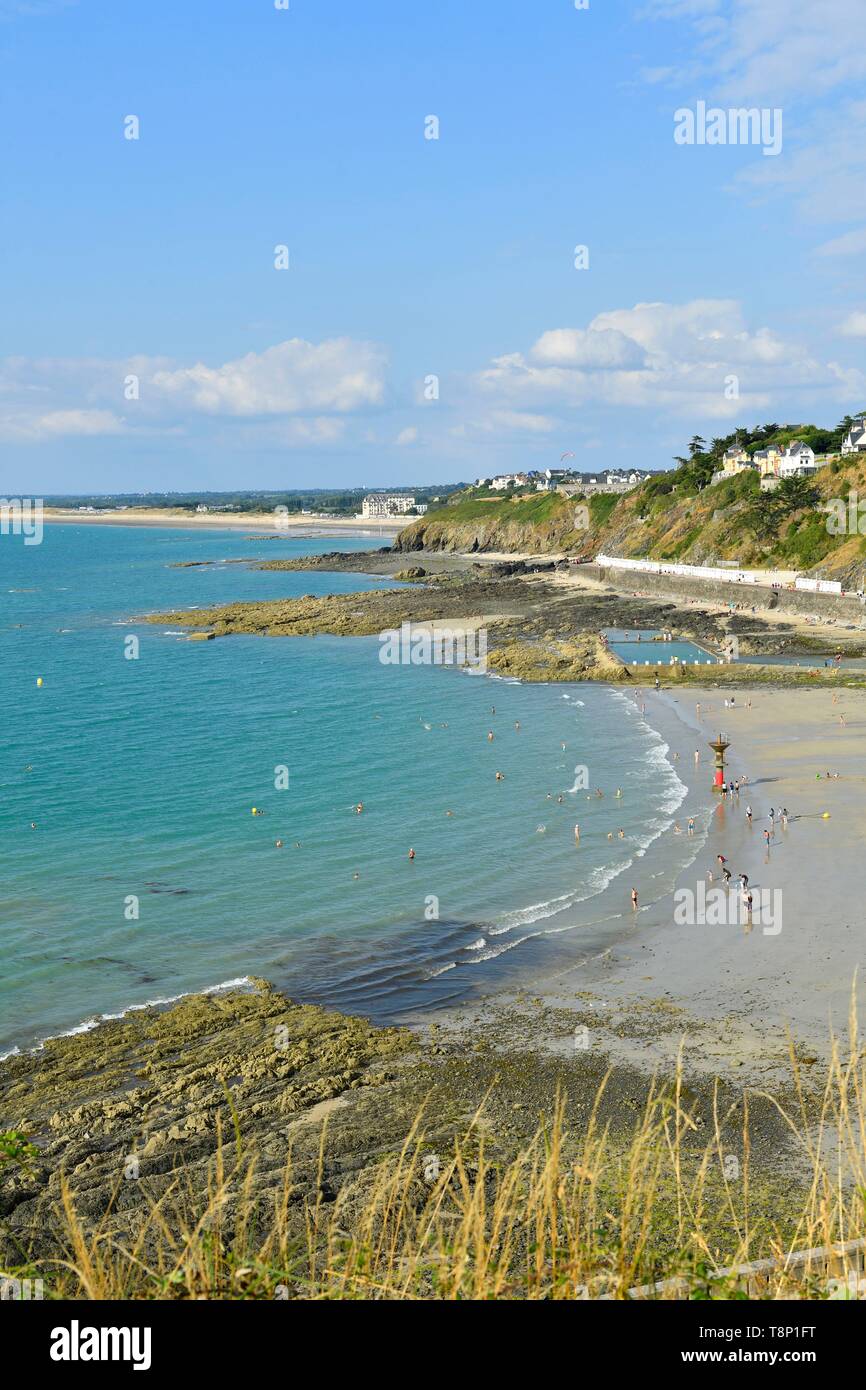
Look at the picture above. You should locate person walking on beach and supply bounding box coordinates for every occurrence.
[694,749,700,766]
[574,823,580,843]
[631,888,638,911]
[781,807,788,829]
[769,807,775,826]
[687,817,695,836]
[763,827,771,848]
[745,805,752,824]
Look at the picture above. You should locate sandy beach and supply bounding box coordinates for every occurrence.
[42,507,408,536]
[447,683,866,1090]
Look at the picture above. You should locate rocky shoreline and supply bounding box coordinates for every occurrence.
[0,979,811,1284]
[150,548,866,688]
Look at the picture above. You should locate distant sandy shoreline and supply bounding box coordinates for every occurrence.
[42,507,406,536]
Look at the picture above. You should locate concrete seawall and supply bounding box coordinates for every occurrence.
[588,564,866,624]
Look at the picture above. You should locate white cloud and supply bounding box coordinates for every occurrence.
[449,410,558,440]
[641,0,866,103]
[640,0,866,244]
[151,338,386,416]
[472,298,844,418]
[0,408,125,442]
[530,328,646,370]
[840,313,866,338]
[395,426,418,445]
[490,411,557,433]
[815,228,866,258]
[0,337,388,445]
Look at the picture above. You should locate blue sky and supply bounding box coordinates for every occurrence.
[2,0,864,492]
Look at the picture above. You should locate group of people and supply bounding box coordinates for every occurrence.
[710,857,755,913]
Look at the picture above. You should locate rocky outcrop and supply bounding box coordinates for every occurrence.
[0,982,414,1263]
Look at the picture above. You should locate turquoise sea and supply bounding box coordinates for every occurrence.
[1,525,702,1055]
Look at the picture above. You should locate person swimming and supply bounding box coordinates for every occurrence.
[408,848,416,860]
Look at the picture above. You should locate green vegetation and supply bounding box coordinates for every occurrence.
[0,1130,38,1173]
[397,410,866,584]
[743,476,822,544]
[588,492,620,527]
[439,491,565,525]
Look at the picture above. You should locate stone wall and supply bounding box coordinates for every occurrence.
[588,564,866,624]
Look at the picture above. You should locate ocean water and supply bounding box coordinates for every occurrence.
[1,525,698,1054]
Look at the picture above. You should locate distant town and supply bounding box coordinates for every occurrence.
[38,415,866,521]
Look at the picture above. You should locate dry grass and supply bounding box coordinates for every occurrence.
[5,1003,866,1301]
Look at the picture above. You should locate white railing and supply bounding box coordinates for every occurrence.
[595,554,795,588]
[794,576,843,595]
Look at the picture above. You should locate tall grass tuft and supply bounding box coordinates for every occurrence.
[8,1002,866,1301]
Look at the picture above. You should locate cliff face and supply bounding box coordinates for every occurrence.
[395,494,597,555]
[396,462,866,584]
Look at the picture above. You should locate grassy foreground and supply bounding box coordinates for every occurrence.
[4,1006,866,1301]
